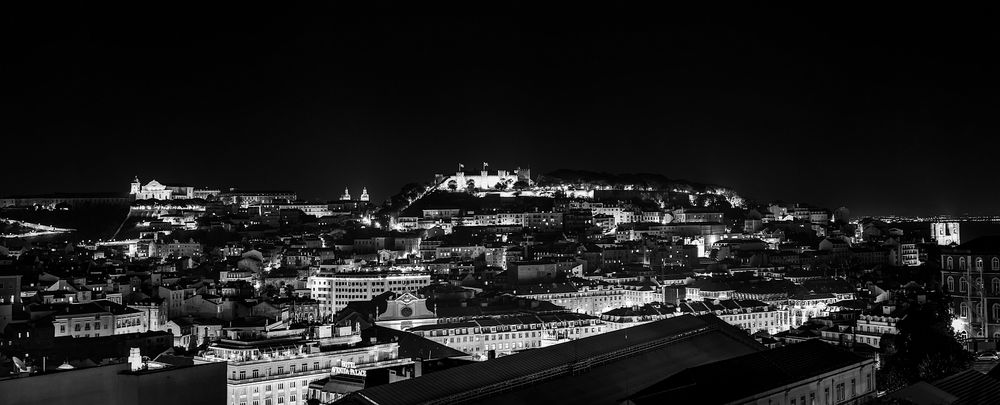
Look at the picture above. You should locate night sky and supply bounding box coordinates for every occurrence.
[4,6,998,216]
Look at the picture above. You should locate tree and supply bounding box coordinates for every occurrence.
[466,179,476,192]
[494,180,509,191]
[447,180,458,191]
[877,296,972,392]
[261,284,278,298]
[512,180,529,190]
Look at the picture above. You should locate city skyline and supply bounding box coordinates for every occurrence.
[5,7,1000,216]
[4,6,1000,404]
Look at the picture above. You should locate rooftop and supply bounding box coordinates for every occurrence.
[628,340,871,404]
[338,314,763,405]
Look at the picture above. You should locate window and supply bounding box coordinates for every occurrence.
[993,257,999,271]
[993,304,1000,320]
[947,276,955,292]
[961,303,970,318]
[960,257,968,270]
[978,257,985,270]
[253,370,259,378]
[960,277,968,292]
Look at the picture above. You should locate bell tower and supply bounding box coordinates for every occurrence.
[130,176,141,195]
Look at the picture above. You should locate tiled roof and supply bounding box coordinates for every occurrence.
[52,302,111,317]
[628,340,870,404]
[339,314,764,405]
[933,369,1000,405]
[361,326,465,361]
[408,313,598,332]
[952,236,1000,253]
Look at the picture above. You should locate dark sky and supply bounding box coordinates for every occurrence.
[3,6,998,216]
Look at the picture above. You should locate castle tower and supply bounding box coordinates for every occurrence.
[130,176,141,194]
[340,187,352,201]
[516,167,532,185]
[360,187,370,202]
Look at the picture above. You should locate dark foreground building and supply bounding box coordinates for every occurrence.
[625,339,876,405]
[336,314,764,405]
[0,359,226,405]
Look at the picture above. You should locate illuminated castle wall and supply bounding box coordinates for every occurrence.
[436,167,531,192]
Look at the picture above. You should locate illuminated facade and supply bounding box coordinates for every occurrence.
[941,237,1000,339]
[407,313,606,360]
[194,327,408,405]
[131,178,173,200]
[308,272,432,316]
[932,222,961,246]
[513,281,660,316]
[435,167,531,192]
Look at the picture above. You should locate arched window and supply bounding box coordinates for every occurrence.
[993,278,1000,294]
[976,302,984,318]
[960,257,968,270]
[947,257,954,270]
[993,257,999,270]
[961,302,970,318]
[993,303,1000,320]
[948,276,956,291]
[960,277,968,292]
[977,257,985,270]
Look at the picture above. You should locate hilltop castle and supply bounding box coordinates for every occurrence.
[435,164,531,192]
